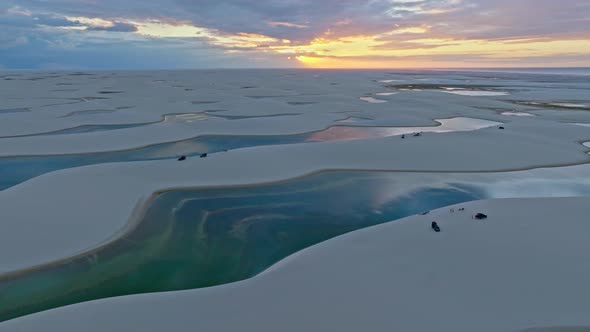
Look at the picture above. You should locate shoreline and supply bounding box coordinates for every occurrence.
[0,116,498,158]
[4,157,590,280]
[1,69,590,329]
[4,196,590,331]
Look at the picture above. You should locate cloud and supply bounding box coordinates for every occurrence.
[267,21,308,29]
[0,0,589,69]
[86,22,138,32]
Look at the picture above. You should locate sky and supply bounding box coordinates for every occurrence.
[1,0,589,69]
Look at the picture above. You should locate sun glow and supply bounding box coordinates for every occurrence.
[91,16,590,68]
[288,36,590,68]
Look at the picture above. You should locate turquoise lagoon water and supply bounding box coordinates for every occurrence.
[0,171,485,321]
[3,168,590,322]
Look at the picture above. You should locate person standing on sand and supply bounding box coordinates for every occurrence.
[431,222,441,232]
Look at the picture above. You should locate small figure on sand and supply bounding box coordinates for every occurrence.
[200,153,208,158]
[431,221,441,232]
[413,132,421,137]
[401,134,405,139]
[474,213,488,220]
[177,155,187,161]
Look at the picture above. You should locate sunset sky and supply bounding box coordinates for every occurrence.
[1,0,589,69]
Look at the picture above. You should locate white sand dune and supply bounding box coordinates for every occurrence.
[3,197,590,332]
[1,121,589,273]
[1,70,590,330]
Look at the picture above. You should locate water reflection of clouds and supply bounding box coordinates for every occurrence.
[483,179,590,198]
[457,165,590,199]
[368,174,445,210]
[306,117,501,142]
[368,165,590,210]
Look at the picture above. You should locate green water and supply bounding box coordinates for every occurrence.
[0,171,484,321]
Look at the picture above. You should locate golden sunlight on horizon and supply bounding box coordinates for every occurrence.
[291,37,590,68]
[101,17,590,68]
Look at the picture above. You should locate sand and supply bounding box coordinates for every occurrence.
[1,69,590,331]
[3,197,590,332]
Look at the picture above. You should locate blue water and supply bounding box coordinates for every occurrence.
[0,171,486,321]
[0,135,303,190]
[3,167,590,322]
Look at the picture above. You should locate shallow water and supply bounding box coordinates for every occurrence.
[0,117,499,190]
[0,172,486,322]
[2,166,590,322]
[306,118,499,141]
